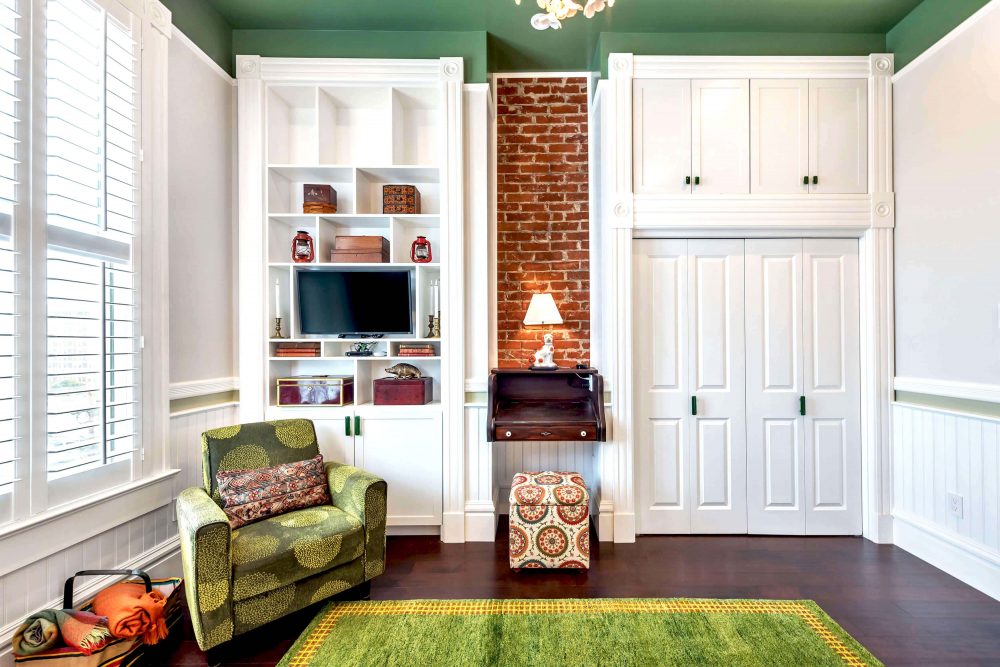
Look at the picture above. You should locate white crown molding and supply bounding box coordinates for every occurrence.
[174,27,235,85]
[145,0,171,38]
[168,376,240,400]
[892,0,1000,83]
[493,71,593,79]
[236,54,261,79]
[632,55,871,79]
[239,56,448,83]
[893,377,1000,404]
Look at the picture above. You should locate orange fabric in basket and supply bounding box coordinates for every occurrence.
[91,583,167,645]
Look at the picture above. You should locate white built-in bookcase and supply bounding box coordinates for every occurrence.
[238,57,466,539]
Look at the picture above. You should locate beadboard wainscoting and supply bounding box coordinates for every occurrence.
[0,402,240,659]
[891,402,1000,600]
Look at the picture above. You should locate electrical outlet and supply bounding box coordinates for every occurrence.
[948,493,964,519]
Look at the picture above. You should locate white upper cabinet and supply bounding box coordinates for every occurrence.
[808,79,868,194]
[633,79,691,195]
[635,77,868,197]
[691,80,750,195]
[750,80,809,195]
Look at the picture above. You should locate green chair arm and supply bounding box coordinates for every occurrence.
[176,487,234,650]
[325,462,387,580]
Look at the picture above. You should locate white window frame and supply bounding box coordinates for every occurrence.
[0,0,171,534]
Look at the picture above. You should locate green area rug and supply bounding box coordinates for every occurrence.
[279,598,882,666]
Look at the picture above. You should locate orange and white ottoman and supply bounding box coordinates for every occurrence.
[509,471,590,570]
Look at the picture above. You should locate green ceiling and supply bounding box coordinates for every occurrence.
[161,0,990,80]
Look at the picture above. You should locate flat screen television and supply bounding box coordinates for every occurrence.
[297,270,413,336]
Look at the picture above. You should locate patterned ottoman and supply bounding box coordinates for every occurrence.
[509,471,590,570]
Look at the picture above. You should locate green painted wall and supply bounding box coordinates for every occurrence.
[887,0,991,70]
[232,30,488,83]
[595,32,886,77]
[161,0,233,73]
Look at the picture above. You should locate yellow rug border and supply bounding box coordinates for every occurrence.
[287,598,869,667]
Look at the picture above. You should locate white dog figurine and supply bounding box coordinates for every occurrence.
[532,333,557,370]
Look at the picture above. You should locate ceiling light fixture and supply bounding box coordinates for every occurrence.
[515,0,616,31]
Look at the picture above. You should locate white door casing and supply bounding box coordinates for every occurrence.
[802,239,862,534]
[635,239,690,533]
[687,240,747,533]
[691,80,750,195]
[750,80,809,195]
[746,239,806,534]
[809,79,868,194]
[633,79,692,195]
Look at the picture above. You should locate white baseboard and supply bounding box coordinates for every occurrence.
[613,512,636,543]
[598,501,615,542]
[0,537,181,660]
[465,510,498,542]
[440,511,466,543]
[893,511,1000,601]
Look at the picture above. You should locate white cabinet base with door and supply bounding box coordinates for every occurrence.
[634,238,862,536]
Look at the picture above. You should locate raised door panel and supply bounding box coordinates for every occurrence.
[634,239,691,533]
[808,79,867,194]
[802,239,861,535]
[745,240,805,534]
[687,240,746,533]
[692,80,750,195]
[312,413,356,467]
[633,80,692,195]
[355,412,442,526]
[750,80,809,195]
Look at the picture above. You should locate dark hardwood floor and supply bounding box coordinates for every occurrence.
[164,520,1000,666]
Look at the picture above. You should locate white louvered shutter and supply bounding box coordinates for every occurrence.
[45,0,138,490]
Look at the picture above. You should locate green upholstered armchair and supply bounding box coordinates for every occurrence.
[176,419,387,651]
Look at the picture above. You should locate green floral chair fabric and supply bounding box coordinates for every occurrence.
[176,419,387,651]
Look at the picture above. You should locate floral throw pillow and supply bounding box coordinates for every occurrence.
[216,454,331,528]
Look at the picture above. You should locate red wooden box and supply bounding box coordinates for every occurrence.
[373,377,433,405]
[303,184,337,214]
[277,376,354,406]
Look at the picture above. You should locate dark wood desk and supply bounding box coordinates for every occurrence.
[487,368,606,442]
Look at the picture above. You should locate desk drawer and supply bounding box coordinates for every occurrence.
[494,425,597,441]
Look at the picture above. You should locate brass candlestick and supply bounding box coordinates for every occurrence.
[272,317,286,339]
[426,314,440,339]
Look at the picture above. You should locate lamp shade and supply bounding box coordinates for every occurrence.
[523,293,563,326]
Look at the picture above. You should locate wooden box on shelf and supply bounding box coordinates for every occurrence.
[277,375,355,407]
[303,184,337,214]
[382,185,421,214]
[330,235,390,263]
[373,377,433,405]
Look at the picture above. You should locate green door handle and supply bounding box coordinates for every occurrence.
[694,176,701,186]
[355,416,361,436]
[812,175,818,185]
[691,396,698,416]
[803,176,809,185]
[344,415,351,436]
[800,396,806,416]
[685,176,691,185]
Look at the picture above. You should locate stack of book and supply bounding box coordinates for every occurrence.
[398,344,436,357]
[275,342,321,358]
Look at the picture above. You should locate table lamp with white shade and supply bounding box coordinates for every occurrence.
[523,293,563,370]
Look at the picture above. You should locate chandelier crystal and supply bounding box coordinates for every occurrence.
[514,0,616,30]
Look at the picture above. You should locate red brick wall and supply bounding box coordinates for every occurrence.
[496,77,589,368]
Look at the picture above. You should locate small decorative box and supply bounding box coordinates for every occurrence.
[277,375,354,407]
[330,235,391,263]
[373,377,433,405]
[303,184,337,214]
[382,185,421,214]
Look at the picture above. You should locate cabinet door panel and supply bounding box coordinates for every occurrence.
[355,413,442,526]
[687,240,746,533]
[802,239,861,534]
[312,413,356,467]
[750,80,809,195]
[745,239,805,534]
[808,79,867,194]
[692,80,750,195]
[633,80,691,195]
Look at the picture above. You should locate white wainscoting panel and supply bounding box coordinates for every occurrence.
[0,403,240,653]
[892,402,1000,600]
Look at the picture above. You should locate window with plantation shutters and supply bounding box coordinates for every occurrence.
[44,0,139,492]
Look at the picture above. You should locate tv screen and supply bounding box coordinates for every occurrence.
[297,270,413,336]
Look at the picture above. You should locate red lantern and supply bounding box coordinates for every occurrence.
[291,230,315,263]
[411,235,432,263]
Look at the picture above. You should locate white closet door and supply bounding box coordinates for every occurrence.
[633,80,692,195]
[745,240,805,534]
[802,239,862,534]
[692,80,750,195]
[634,239,691,533]
[688,240,747,533]
[808,79,867,194]
[750,80,809,195]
